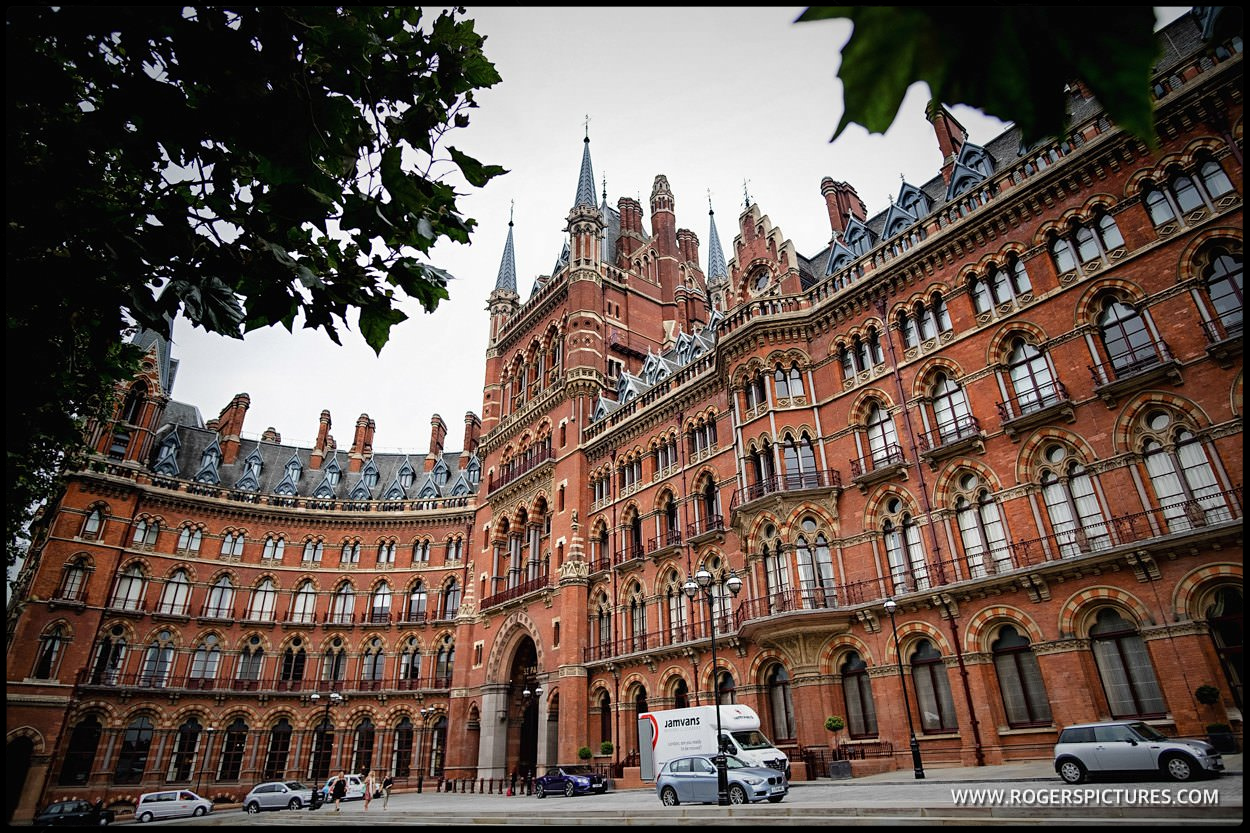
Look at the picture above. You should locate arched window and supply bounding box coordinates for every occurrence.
[302,539,324,563]
[237,634,265,683]
[1205,588,1243,709]
[665,578,689,642]
[953,473,1010,577]
[1097,298,1157,373]
[1089,608,1166,718]
[408,582,428,623]
[288,577,317,622]
[217,717,249,781]
[628,587,647,650]
[261,536,285,561]
[263,719,293,780]
[765,665,796,741]
[442,579,462,619]
[81,507,105,540]
[370,583,392,624]
[1203,250,1243,336]
[33,623,67,679]
[1039,444,1110,556]
[157,569,191,615]
[89,625,127,684]
[352,717,376,774]
[762,533,792,614]
[139,630,176,687]
[190,635,221,683]
[205,576,234,618]
[110,564,146,611]
[434,637,455,687]
[717,670,737,705]
[58,715,102,785]
[392,717,415,777]
[399,637,423,686]
[322,637,346,681]
[841,652,878,738]
[1140,411,1229,531]
[361,638,385,684]
[340,541,361,566]
[795,519,836,608]
[882,498,930,592]
[782,433,819,489]
[595,599,612,649]
[166,718,203,782]
[310,711,334,782]
[750,439,775,491]
[992,625,1052,727]
[931,373,974,442]
[599,691,613,749]
[248,578,278,621]
[131,518,158,547]
[910,640,958,733]
[1006,338,1059,413]
[378,541,396,565]
[279,637,306,689]
[673,679,690,709]
[220,531,245,558]
[113,716,155,784]
[176,525,203,554]
[56,556,90,602]
[865,402,900,466]
[331,583,355,625]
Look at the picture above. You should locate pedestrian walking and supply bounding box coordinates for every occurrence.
[331,772,347,812]
[363,771,375,810]
[382,773,394,809]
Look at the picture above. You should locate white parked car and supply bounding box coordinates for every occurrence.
[1053,720,1225,784]
[322,773,367,801]
[134,789,213,823]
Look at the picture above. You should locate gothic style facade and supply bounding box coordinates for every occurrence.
[6,10,1243,823]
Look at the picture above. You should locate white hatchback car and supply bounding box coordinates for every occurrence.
[134,789,213,823]
[1053,720,1225,784]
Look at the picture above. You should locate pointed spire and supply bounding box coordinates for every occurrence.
[494,204,517,293]
[573,119,597,210]
[706,191,728,282]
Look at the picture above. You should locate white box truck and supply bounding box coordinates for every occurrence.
[637,705,789,780]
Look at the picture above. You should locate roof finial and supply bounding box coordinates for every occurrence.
[742,178,752,209]
[899,172,906,182]
[509,199,514,226]
[602,173,607,203]
[707,188,714,214]
[584,114,590,142]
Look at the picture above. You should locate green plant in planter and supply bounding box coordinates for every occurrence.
[824,715,846,733]
[1195,684,1222,705]
[600,740,614,756]
[577,746,593,761]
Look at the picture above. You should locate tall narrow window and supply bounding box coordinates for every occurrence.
[114,717,155,784]
[1039,445,1110,556]
[166,718,202,782]
[408,582,428,623]
[392,718,414,778]
[263,720,293,780]
[1205,588,1243,709]
[57,557,90,602]
[1097,298,1157,373]
[331,583,355,624]
[865,403,900,466]
[33,624,67,679]
[111,564,146,611]
[766,665,796,741]
[217,718,249,781]
[248,578,278,621]
[190,635,221,683]
[992,625,1052,727]
[1006,338,1058,413]
[1089,608,1166,718]
[58,716,103,786]
[205,576,235,618]
[931,373,973,442]
[910,640,958,732]
[81,507,104,540]
[443,579,461,619]
[841,652,878,738]
[1204,251,1243,336]
[882,500,930,592]
[953,473,1010,577]
[157,569,191,615]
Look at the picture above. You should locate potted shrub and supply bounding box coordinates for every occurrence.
[824,715,852,779]
[599,740,614,757]
[1205,723,1239,754]
[577,745,593,761]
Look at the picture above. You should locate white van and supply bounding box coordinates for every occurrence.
[134,789,213,822]
[638,705,789,780]
[322,773,367,801]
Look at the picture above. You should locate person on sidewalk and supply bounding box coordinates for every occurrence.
[381,773,394,809]
[331,772,347,812]
[362,771,375,811]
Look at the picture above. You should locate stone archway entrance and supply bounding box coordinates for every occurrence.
[506,637,540,781]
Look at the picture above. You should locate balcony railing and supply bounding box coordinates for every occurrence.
[917,416,983,453]
[75,670,449,694]
[730,469,842,512]
[733,486,1242,630]
[615,543,645,566]
[850,443,906,480]
[1089,340,1178,388]
[996,380,1071,422]
[487,445,553,493]
[582,615,735,663]
[481,573,550,610]
[1202,317,1243,344]
[647,529,682,554]
[686,514,725,539]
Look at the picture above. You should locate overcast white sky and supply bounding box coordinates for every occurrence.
[165,6,1192,455]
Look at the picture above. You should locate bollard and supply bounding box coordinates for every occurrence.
[417,775,423,794]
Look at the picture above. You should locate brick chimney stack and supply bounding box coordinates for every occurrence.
[216,393,250,463]
[615,196,645,265]
[676,228,700,267]
[820,178,867,237]
[348,413,374,472]
[460,412,481,468]
[426,413,447,472]
[311,410,332,469]
[926,100,968,185]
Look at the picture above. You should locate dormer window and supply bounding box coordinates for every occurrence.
[362,462,379,488]
[399,466,415,489]
[285,460,302,483]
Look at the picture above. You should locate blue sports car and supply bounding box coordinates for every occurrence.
[534,765,608,798]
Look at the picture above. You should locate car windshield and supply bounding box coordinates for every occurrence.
[723,755,753,769]
[731,730,773,750]
[562,766,594,775]
[285,782,306,790]
[1128,722,1168,741]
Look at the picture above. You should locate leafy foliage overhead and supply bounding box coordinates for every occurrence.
[797,7,1162,149]
[5,6,506,569]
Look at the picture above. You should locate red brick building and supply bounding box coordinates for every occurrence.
[6,10,1242,823]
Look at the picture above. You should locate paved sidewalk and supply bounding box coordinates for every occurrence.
[842,753,1241,785]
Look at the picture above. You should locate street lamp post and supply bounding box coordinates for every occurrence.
[683,567,743,806]
[310,692,344,805]
[883,598,924,779]
[195,726,215,797]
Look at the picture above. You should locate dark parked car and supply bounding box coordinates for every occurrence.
[34,799,115,826]
[656,754,788,805]
[534,765,608,798]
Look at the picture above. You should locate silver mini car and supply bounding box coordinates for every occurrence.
[1053,720,1225,784]
[243,781,310,813]
[656,754,788,805]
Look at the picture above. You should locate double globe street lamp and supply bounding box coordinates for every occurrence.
[310,692,344,806]
[682,567,743,806]
[883,598,924,779]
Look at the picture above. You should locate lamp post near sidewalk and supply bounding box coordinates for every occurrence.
[310,692,343,805]
[883,598,925,779]
[195,726,215,797]
[683,567,743,805]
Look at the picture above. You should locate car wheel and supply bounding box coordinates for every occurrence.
[1057,759,1087,785]
[536,783,545,799]
[660,786,680,806]
[288,797,302,810]
[246,802,261,815]
[564,782,575,798]
[98,818,110,826]
[727,785,748,805]
[138,811,154,823]
[1162,753,1198,782]
[766,796,784,803]
[193,806,207,817]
